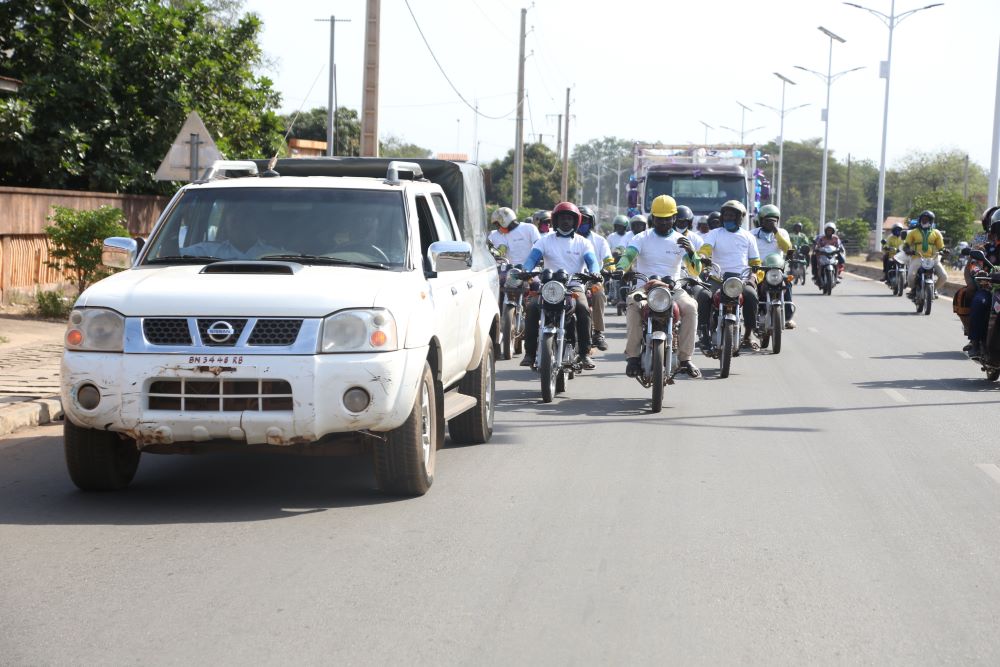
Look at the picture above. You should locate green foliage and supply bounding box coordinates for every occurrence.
[907,190,977,243]
[45,205,129,294]
[785,215,815,236]
[488,142,572,210]
[571,137,633,213]
[833,218,871,253]
[892,150,989,215]
[280,106,361,156]
[35,289,71,319]
[380,134,432,159]
[0,0,284,194]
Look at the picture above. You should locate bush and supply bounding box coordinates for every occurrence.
[786,215,815,236]
[834,218,871,253]
[45,205,129,295]
[35,289,71,319]
[908,190,977,243]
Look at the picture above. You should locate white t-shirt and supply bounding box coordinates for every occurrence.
[751,227,791,260]
[529,232,597,274]
[488,223,541,265]
[678,229,704,251]
[607,231,632,253]
[583,231,612,264]
[628,229,694,282]
[701,227,760,276]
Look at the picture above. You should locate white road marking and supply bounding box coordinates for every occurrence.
[836,350,853,359]
[976,464,1000,486]
[808,327,819,333]
[882,388,908,403]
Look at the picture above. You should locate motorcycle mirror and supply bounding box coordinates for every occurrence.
[970,249,986,261]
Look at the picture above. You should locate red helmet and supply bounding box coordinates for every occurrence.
[552,201,581,236]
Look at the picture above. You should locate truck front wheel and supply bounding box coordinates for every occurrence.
[64,420,140,491]
[373,362,437,496]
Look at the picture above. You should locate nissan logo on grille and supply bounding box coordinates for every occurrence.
[206,321,236,343]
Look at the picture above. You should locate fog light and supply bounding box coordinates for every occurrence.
[77,383,101,410]
[343,387,371,413]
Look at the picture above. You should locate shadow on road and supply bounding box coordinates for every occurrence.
[870,351,968,361]
[855,377,999,393]
[838,311,924,317]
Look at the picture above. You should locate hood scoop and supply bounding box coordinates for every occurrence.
[200,261,300,275]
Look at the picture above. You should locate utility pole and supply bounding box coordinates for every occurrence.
[561,88,570,201]
[315,15,351,156]
[512,7,527,210]
[963,153,969,199]
[360,0,380,157]
[547,113,563,157]
[991,36,1000,207]
[845,153,852,218]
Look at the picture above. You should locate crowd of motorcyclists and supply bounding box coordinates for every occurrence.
[487,195,1000,397]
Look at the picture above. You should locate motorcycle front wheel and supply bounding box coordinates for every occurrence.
[720,321,734,379]
[540,333,557,403]
[500,305,515,360]
[772,305,783,354]
[651,340,664,413]
[923,283,934,315]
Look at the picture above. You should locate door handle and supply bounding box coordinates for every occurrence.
[466,281,474,289]
[451,286,459,295]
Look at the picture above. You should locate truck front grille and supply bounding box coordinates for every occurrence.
[140,318,303,347]
[196,319,249,347]
[143,319,192,345]
[247,319,302,346]
[147,378,293,411]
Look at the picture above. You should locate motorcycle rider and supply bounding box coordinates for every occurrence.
[812,222,846,283]
[880,222,906,282]
[577,206,612,351]
[673,205,704,249]
[788,221,810,262]
[696,216,711,236]
[532,209,552,235]
[696,200,762,349]
[629,213,648,237]
[608,215,633,254]
[903,210,947,299]
[518,202,602,369]
[706,210,722,230]
[489,206,540,266]
[751,204,796,329]
[615,195,701,378]
[966,212,1000,359]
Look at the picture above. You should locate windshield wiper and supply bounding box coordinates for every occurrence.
[145,255,222,264]
[258,254,391,270]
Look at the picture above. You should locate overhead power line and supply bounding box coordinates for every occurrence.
[403,0,517,121]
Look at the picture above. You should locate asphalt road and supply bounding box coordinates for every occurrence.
[3,273,1000,665]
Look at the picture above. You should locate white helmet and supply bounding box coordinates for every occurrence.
[491,207,517,229]
[824,221,837,232]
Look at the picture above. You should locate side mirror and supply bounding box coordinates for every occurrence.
[970,249,986,261]
[427,240,472,273]
[102,237,138,269]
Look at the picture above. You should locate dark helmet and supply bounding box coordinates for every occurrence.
[792,222,803,232]
[552,201,581,236]
[532,209,552,224]
[918,210,935,226]
[982,206,1000,232]
[991,207,1000,227]
[706,211,722,228]
[990,219,1000,239]
[675,205,694,227]
[612,214,629,231]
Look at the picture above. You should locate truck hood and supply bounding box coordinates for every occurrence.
[76,264,416,318]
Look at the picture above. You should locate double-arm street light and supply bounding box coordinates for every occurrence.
[699,120,714,145]
[757,72,810,209]
[844,1,943,249]
[795,26,863,229]
[721,124,764,143]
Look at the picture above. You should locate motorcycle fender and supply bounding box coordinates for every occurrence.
[724,313,738,323]
[649,331,668,342]
[542,326,559,335]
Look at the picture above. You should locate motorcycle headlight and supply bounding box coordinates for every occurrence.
[541,280,566,305]
[321,309,398,353]
[920,258,936,269]
[646,286,673,313]
[504,272,523,289]
[722,277,744,299]
[765,268,784,286]
[65,308,125,352]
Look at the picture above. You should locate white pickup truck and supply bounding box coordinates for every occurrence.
[61,158,500,496]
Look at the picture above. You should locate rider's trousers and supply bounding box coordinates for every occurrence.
[906,257,947,291]
[625,287,697,361]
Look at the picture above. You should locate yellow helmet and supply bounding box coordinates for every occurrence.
[650,195,678,218]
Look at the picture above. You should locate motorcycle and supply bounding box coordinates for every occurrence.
[498,260,533,361]
[702,264,752,379]
[815,245,840,295]
[626,272,682,413]
[912,253,942,315]
[520,268,603,403]
[607,249,624,314]
[756,254,794,354]
[788,245,809,286]
[966,249,1000,382]
[886,249,908,297]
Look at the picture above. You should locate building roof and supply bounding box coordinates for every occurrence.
[883,216,906,230]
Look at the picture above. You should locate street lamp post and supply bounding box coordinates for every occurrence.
[721,124,764,143]
[844,1,944,249]
[699,120,714,145]
[795,26,862,230]
[737,101,754,144]
[757,73,809,209]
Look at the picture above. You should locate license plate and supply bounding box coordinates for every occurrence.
[184,354,247,365]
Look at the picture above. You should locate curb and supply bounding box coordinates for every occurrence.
[0,396,63,438]
[845,262,963,297]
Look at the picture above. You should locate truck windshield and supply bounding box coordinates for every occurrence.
[143,188,408,267]
[644,175,748,217]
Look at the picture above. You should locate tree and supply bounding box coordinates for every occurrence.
[280,106,361,156]
[892,150,989,216]
[487,142,571,210]
[908,190,977,244]
[44,205,129,294]
[833,218,870,254]
[380,135,432,159]
[0,0,284,194]
[571,137,633,218]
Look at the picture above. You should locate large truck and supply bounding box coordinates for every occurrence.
[631,143,767,227]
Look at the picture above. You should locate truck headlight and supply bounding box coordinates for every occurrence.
[65,308,125,352]
[321,309,398,353]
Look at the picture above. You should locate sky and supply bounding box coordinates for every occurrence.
[243,0,1000,175]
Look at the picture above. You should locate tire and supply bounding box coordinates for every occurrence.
[500,306,514,360]
[555,369,566,394]
[823,269,832,295]
[650,340,664,413]
[539,333,557,403]
[720,321,734,379]
[987,369,1000,382]
[923,283,933,315]
[772,306,783,355]
[64,420,140,491]
[374,362,437,496]
[617,303,625,316]
[448,341,495,444]
[513,304,524,355]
